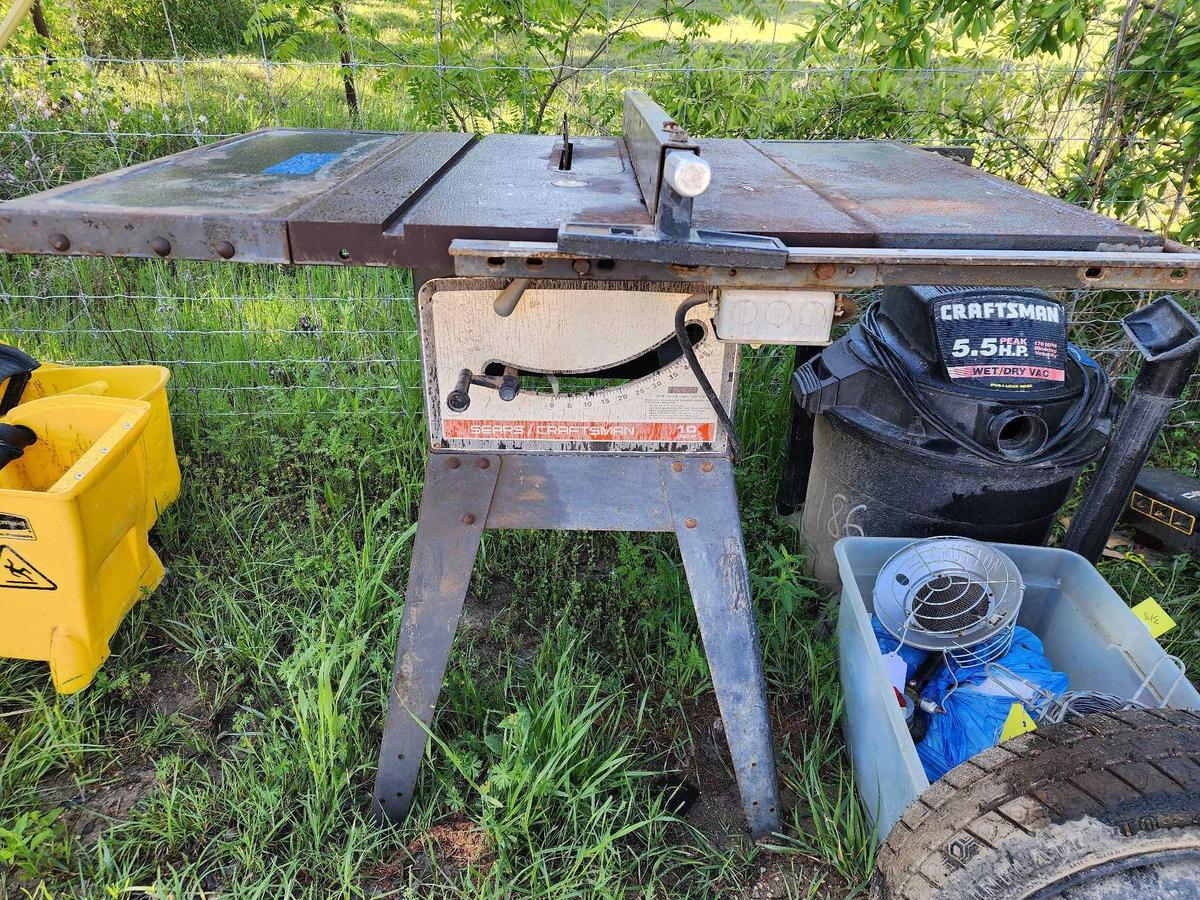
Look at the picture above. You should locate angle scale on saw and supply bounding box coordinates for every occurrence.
[1,88,1198,844]
[422,278,754,453]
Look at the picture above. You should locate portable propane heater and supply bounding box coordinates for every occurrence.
[1,91,1198,839]
[874,537,1024,668]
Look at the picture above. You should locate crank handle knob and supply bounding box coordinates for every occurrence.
[494,278,530,317]
[447,367,520,408]
[498,367,520,402]
[447,368,472,412]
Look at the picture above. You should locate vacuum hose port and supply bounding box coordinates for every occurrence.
[989,410,1048,459]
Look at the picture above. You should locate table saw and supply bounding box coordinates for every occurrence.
[2,91,1197,839]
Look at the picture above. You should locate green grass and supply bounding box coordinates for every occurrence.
[0,253,1194,899]
[0,254,880,897]
[0,2,1198,895]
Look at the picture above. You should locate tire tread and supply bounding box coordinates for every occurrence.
[874,709,1200,900]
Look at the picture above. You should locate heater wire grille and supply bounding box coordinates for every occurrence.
[874,537,1025,669]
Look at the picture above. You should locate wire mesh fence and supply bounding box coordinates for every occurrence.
[0,0,1196,443]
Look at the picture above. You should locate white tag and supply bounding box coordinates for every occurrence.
[882,651,908,695]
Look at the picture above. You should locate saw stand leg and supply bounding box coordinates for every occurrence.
[372,451,782,839]
[663,459,782,838]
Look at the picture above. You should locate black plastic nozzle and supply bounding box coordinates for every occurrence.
[1062,296,1200,563]
[0,344,40,414]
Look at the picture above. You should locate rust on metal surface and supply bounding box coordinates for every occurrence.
[0,128,418,263]
[394,135,650,266]
[0,118,1189,282]
[288,131,474,265]
[450,239,1200,292]
[753,140,1162,251]
[689,139,873,247]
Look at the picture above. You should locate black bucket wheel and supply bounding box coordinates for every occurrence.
[873,709,1200,899]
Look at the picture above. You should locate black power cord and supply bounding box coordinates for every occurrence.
[675,293,742,462]
[859,301,1109,468]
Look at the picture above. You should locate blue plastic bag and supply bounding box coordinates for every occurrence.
[916,627,1068,781]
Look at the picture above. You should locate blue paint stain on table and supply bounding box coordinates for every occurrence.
[262,152,341,176]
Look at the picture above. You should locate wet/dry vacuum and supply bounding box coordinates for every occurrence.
[784,285,1200,587]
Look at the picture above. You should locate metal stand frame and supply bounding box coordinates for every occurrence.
[372,451,782,838]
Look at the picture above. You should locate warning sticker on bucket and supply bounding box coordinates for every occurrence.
[0,545,56,590]
[0,512,35,541]
[933,295,1067,391]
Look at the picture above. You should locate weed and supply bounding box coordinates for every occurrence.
[0,808,70,879]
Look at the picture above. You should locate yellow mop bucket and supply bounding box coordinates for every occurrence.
[0,346,180,529]
[0,395,164,693]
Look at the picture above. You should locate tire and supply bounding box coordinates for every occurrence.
[873,708,1200,900]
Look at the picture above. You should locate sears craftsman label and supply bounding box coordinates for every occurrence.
[443,421,714,442]
[933,295,1067,391]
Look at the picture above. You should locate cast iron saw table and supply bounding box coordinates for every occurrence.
[2,91,1197,839]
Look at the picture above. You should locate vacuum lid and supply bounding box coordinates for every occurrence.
[792,284,1116,467]
[870,285,1079,399]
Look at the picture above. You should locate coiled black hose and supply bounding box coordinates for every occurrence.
[675,293,741,462]
[859,301,1109,468]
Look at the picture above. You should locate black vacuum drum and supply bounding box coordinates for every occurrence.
[791,285,1116,587]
